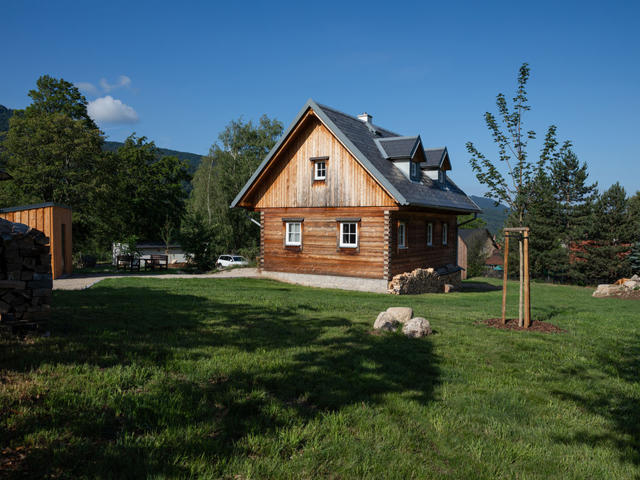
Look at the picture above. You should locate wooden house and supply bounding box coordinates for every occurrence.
[232,99,481,292]
[457,228,501,279]
[0,203,72,279]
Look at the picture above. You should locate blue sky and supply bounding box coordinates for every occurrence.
[3,0,639,197]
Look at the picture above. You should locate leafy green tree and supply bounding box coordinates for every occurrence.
[94,135,191,245]
[466,236,490,278]
[0,76,104,250]
[466,63,571,323]
[178,210,221,271]
[572,183,634,284]
[188,115,282,258]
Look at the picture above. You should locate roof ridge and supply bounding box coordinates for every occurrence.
[378,135,420,142]
[315,102,401,137]
[424,147,446,151]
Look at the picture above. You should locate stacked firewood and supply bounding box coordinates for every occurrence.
[0,218,52,333]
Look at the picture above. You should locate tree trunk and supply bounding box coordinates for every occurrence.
[519,238,524,327]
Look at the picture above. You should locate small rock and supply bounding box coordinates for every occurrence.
[385,307,413,323]
[374,311,399,332]
[402,317,432,338]
[443,283,455,293]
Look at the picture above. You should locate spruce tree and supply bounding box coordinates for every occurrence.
[572,183,634,284]
[629,242,640,276]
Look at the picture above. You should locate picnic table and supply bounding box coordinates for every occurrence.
[143,254,168,271]
[116,255,140,271]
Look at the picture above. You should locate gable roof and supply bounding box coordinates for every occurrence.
[458,228,498,248]
[423,147,452,170]
[231,99,481,213]
[375,136,422,160]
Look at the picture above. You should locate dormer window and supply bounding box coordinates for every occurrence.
[310,156,329,182]
[410,161,420,181]
[438,170,446,185]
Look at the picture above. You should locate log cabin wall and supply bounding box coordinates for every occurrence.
[249,115,396,209]
[262,207,388,279]
[387,210,458,279]
[0,204,73,279]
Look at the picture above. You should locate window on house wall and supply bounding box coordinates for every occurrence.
[426,222,433,246]
[285,222,302,246]
[340,222,358,248]
[398,221,407,249]
[315,161,326,180]
[442,222,448,246]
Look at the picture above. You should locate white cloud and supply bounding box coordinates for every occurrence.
[87,96,139,124]
[75,82,98,95]
[99,75,132,92]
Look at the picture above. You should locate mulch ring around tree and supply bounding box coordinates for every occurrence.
[478,318,566,333]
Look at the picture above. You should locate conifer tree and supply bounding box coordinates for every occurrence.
[572,183,633,284]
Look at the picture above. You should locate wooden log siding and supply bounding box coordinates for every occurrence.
[387,210,458,278]
[250,116,396,209]
[262,207,388,279]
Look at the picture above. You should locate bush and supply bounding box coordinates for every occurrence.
[179,211,220,271]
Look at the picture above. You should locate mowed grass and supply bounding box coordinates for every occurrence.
[1,277,639,479]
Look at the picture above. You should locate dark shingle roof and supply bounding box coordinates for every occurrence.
[423,148,446,168]
[231,99,481,213]
[375,136,421,159]
[317,103,480,213]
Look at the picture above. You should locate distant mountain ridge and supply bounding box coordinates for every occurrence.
[103,141,203,173]
[470,195,510,235]
[0,105,203,172]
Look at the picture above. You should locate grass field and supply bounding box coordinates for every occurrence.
[1,277,639,479]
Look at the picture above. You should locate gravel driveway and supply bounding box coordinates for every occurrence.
[53,268,260,290]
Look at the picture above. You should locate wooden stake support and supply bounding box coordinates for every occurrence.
[501,227,531,327]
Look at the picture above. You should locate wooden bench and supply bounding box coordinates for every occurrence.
[116,255,140,271]
[145,254,168,271]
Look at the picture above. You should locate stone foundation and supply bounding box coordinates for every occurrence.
[0,219,52,333]
[388,267,462,295]
[261,271,388,293]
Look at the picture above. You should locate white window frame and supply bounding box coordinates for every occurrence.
[339,222,358,248]
[314,160,326,180]
[427,222,433,246]
[442,222,448,246]
[285,222,302,246]
[398,221,407,249]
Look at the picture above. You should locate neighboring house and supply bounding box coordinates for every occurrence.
[112,242,187,266]
[0,203,73,279]
[457,228,501,279]
[231,99,481,292]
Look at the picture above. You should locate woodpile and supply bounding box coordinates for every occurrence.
[388,266,462,295]
[0,218,52,333]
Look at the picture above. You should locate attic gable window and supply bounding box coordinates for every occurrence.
[310,156,329,182]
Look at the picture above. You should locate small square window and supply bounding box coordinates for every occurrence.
[427,222,433,246]
[315,161,326,180]
[398,221,407,249]
[286,222,301,246]
[442,222,448,246]
[340,222,358,248]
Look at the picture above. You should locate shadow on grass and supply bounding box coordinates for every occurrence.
[0,281,439,478]
[459,280,502,293]
[551,334,640,467]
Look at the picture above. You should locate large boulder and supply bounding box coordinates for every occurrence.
[402,317,432,338]
[374,311,399,332]
[623,279,639,289]
[593,284,625,297]
[386,307,412,324]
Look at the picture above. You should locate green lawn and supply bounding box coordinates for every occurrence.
[1,277,639,479]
